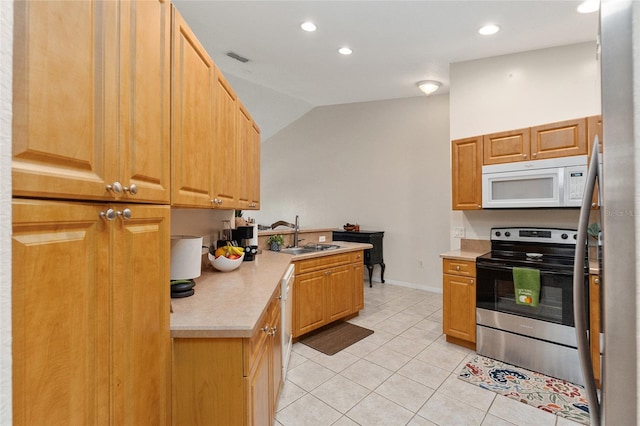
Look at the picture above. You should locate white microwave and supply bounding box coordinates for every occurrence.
[482,155,588,208]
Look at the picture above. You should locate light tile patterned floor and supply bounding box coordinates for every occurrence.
[276,281,584,426]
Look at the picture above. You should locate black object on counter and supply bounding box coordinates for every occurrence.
[332,230,385,287]
[170,279,195,298]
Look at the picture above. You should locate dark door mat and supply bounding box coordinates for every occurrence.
[300,321,374,355]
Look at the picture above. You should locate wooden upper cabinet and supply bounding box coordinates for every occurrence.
[451,136,482,210]
[249,120,262,209]
[587,115,603,156]
[13,0,170,204]
[12,0,117,201]
[119,0,171,203]
[530,118,587,160]
[212,67,239,208]
[237,102,261,210]
[483,128,530,165]
[170,7,215,207]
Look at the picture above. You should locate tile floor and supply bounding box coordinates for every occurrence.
[275,281,584,426]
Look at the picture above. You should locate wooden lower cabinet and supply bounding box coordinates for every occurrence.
[293,251,364,338]
[172,285,282,425]
[12,199,170,425]
[442,258,476,349]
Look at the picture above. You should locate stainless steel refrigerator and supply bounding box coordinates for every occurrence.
[575,1,639,425]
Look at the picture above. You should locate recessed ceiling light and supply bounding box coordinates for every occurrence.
[301,21,317,32]
[478,24,501,36]
[577,0,599,14]
[338,47,353,55]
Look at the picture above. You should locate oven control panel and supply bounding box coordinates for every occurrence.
[491,227,578,244]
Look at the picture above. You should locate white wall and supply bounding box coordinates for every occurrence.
[253,95,451,292]
[0,1,12,422]
[449,42,601,249]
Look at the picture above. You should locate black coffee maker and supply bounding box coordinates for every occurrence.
[232,226,257,261]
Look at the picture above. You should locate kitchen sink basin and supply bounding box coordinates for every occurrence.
[278,244,341,255]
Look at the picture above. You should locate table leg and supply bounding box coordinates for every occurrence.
[366,265,373,288]
[380,261,385,283]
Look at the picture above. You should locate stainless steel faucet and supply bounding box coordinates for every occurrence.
[271,215,301,247]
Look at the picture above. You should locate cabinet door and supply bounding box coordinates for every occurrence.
[212,67,239,208]
[119,0,171,203]
[294,271,327,337]
[442,274,476,343]
[483,128,530,165]
[327,265,354,322]
[111,204,171,425]
[587,115,602,208]
[237,102,261,210]
[12,199,110,426]
[270,299,283,418]
[451,136,482,210]
[352,262,365,312]
[246,338,271,426]
[171,7,215,207]
[530,118,587,160]
[12,0,118,201]
[248,120,261,209]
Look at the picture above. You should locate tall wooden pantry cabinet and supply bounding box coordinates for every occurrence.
[12,1,171,424]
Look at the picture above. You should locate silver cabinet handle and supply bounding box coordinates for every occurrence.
[106,181,123,194]
[269,326,277,336]
[261,326,269,334]
[100,208,117,221]
[117,208,132,220]
[594,278,600,285]
[532,152,537,158]
[522,154,527,158]
[455,265,461,271]
[470,279,474,285]
[123,184,138,195]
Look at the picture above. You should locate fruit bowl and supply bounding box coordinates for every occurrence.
[208,252,244,272]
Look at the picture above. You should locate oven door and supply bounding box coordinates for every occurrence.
[476,262,587,327]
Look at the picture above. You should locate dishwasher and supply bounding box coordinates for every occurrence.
[281,264,294,381]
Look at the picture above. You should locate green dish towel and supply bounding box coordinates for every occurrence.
[513,267,540,307]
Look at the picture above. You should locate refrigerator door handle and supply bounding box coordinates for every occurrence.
[573,135,601,426]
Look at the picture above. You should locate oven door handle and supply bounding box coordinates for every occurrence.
[573,135,600,426]
[477,263,583,277]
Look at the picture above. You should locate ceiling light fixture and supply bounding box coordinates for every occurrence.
[417,80,441,95]
[478,24,501,36]
[301,21,317,32]
[338,47,353,55]
[577,0,599,14]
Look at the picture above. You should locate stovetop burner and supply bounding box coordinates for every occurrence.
[477,227,588,273]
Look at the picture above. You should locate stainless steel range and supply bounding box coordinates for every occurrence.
[476,227,589,385]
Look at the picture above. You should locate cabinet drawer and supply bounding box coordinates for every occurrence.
[295,252,352,275]
[350,251,364,263]
[442,258,476,277]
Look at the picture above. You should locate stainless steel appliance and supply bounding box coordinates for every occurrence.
[482,155,588,208]
[476,227,589,385]
[281,264,294,381]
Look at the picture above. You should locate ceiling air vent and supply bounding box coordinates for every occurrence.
[226,51,249,63]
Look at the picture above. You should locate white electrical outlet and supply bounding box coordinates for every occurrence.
[454,227,466,238]
[319,236,326,242]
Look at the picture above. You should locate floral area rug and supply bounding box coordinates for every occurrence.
[458,354,590,425]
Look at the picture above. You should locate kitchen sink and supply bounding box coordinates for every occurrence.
[279,244,341,255]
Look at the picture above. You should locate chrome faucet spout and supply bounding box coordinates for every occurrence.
[270,216,301,247]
